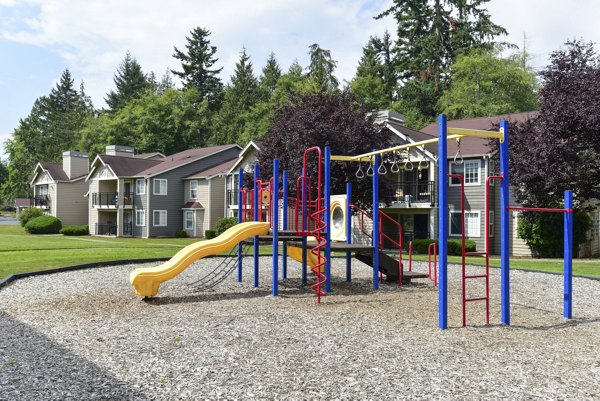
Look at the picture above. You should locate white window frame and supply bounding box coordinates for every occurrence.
[190,180,198,199]
[153,210,167,226]
[184,210,194,230]
[488,210,495,238]
[38,184,49,196]
[135,209,145,226]
[135,179,146,195]
[449,159,482,186]
[450,210,481,237]
[153,179,168,195]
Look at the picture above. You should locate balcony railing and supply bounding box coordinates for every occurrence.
[96,223,117,236]
[32,195,50,208]
[91,192,126,208]
[122,222,133,236]
[227,189,238,206]
[383,181,435,206]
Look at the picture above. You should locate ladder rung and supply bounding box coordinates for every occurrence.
[465,297,487,302]
[465,274,487,279]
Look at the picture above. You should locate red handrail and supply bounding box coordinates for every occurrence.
[427,243,437,286]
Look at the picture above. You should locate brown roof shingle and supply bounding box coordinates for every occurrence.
[40,162,69,181]
[184,159,237,179]
[97,155,163,177]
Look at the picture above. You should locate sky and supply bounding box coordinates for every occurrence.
[1,0,599,160]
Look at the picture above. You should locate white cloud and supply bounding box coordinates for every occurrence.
[1,0,395,107]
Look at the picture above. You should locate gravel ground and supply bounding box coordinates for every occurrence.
[1,256,599,400]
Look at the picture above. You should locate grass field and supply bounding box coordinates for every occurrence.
[1,225,599,280]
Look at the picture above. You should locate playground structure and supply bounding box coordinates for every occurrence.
[130,114,574,330]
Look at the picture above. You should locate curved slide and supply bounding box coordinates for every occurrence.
[130,221,270,297]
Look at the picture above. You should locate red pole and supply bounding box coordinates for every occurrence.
[449,174,466,326]
[485,175,502,325]
[409,241,413,272]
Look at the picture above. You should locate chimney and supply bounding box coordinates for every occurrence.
[62,151,89,179]
[106,145,135,157]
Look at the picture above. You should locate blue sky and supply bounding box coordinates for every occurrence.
[1,0,599,160]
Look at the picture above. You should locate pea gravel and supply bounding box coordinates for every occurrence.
[1,256,599,400]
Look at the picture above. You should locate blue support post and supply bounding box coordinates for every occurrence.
[272,160,279,296]
[237,168,244,282]
[325,147,332,293]
[438,114,448,330]
[499,120,510,325]
[372,154,380,290]
[282,171,288,280]
[564,190,573,319]
[346,182,352,282]
[253,164,260,288]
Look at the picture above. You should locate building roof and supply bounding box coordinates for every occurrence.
[420,112,537,156]
[15,198,31,208]
[184,158,238,179]
[182,201,204,209]
[95,155,163,177]
[134,152,166,160]
[227,140,263,175]
[384,120,438,156]
[38,162,69,181]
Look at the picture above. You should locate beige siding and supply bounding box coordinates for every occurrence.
[197,180,210,233]
[88,179,99,235]
[209,176,226,230]
[55,180,88,225]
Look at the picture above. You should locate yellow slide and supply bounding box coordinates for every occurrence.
[287,237,322,271]
[130,221,270,297]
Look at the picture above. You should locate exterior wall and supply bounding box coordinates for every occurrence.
[209,176,225,230]
[133,178,149,238]
[55,180,88,226]
[225,151,259,216]
[88,178,99,234]
[146,148,239,237]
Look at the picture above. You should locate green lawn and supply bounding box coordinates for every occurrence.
[1,225,599,280]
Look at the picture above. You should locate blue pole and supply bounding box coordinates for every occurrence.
[564,190,573,319]
[346,182,352,282]
[438,114,448,330]
[499,120,510,325]
[325,147,332,293]
[282,171,288,280]
[253,163,260,288]
[372,153,380,290]
[237,168,244,282]
[272,160,279,296]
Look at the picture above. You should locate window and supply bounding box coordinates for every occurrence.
[450,211,480,237]
[190,180,198,199]
[184,211,194,230]
[488,210,495,238]
[450,160,481,186]
[153,210,167,226]
[153,179,167,195]
[136,179,146,195]
[38,184,49,196]
[135,210,145,226]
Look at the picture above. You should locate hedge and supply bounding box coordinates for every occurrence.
[24,215,62,234]
[60,225,89,236]
[18,208,44,227]
[175,230,188,238]
[406,238,476,256]
[215,217,238,235]
[205,230,217,239]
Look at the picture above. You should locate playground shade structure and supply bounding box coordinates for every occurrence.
[130,222,271,297]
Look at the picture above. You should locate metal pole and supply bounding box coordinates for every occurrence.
[282,171,288,280]
[301,168,307,285]
[438,114,448,330]
[564,190,573,319]
[325,147,332,293]
[499,120,510,325]
[272,160,279,296]
[372,153,380,290]
[237,168,244,282]
[346,182,352,282]
[253,163,260,288]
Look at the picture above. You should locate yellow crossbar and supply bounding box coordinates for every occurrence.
[447,127,504,140]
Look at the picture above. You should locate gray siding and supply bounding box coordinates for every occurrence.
[209,176,225,230]
[56,180,88,226]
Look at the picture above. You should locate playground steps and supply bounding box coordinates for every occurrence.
[354,250,428,283]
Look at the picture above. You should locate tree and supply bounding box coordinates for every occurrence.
[350,39,390,110]
[105,52,150,111]
[259,52,282,100]
[438,48,538,119]
[259,90,390,206]
[212,48,260,145]
[306,43,339,90]
[172,27,223,109]
[496,40,600,256]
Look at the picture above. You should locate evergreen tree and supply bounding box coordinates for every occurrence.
[350,39,389,110]
[370,31,397,103]
[105,52,150,111]
[259,52,282,100]
[172,27,223,109]
[306,43,339,90]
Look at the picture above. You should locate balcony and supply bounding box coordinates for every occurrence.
[32,195,50,208]
[91,192,133,208]
[96,222,117,236]
[227,189,238,207]
[383,181,435,207]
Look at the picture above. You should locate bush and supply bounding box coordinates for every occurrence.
[409,239,438,254]
[175,230,188,238]
[448,239,476,255]
[18,208,44,227]
[24,215,62,234]
[205,230,216,239]
[59,225,89,236]
[3,206,15,212]
[215,217,238,235]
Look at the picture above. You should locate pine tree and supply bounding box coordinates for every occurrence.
[351,38,389,110]
[172,27,223,109]
[259,52,282,100]
[306,43,339,90]
[105,52,150,111]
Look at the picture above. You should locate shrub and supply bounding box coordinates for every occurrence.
[25,215,62,234]
[215,217,238,235]
[3,206,16,212]
[18,208,44,227]
[59,225,89,236]
[205,230,216,239]
[447,239,476,255]
[409,239,438,254]
[175,230,188,238]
